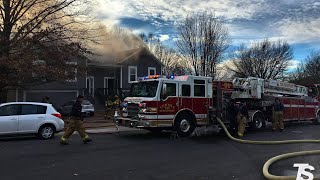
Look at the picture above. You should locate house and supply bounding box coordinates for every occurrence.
[6,47,164,109]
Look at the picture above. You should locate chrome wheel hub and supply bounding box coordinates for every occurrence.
[180,119,190,133]
[42,127,53,139]
[255,118,263,129]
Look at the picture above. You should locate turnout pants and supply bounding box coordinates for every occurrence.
[237,115,247,137]
[62,118,89,140]
[273,111,284,130]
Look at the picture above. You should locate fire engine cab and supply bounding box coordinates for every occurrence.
[118,75,320,137]
[120,75,213,137]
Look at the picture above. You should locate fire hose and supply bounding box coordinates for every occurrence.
[216,117,320,180]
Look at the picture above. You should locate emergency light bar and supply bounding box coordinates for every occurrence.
[138,75,164,81]
[138,75,188,81]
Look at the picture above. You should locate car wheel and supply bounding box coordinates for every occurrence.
[174,113,196,137]
[314,110,320,125]
[90,112,94,117]
[250,112,266,130]
[38,125,55,140]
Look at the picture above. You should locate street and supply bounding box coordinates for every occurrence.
[0,123,320,180]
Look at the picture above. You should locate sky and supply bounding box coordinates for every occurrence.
[93,0,320,69]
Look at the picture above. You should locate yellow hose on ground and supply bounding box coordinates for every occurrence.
[216,117,320,180]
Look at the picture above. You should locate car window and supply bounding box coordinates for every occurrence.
[82,100,91,105]
[0,105,20,116]
[20,105,47,115]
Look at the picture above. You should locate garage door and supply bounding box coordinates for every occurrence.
[24,91,79,108]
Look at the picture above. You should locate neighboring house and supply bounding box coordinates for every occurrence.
[6,47,164,109]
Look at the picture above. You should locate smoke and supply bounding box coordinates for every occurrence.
[87,25,146,63]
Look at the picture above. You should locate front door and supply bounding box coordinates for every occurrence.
[0,104,20,135]
[158,82,179,126]
[104,77,117,96]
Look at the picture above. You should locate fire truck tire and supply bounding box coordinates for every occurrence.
[250,112,266,130]
[174,113,196,137]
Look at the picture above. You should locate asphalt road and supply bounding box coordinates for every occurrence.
[0,123,320,180]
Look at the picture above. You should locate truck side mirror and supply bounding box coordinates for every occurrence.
[161,83,167,100]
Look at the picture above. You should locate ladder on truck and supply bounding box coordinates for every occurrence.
[232,77,308,99]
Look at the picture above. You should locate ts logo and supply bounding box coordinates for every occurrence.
[294,164,315,180]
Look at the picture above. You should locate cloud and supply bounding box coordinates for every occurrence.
[159,34,169,41]
[286,60,300,71]
[275,18,320,44]
[94,0,320,58]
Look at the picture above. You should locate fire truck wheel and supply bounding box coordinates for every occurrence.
[250,112,266,130]
[174,113,196,137]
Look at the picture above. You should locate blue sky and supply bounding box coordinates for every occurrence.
[94,0,320,68]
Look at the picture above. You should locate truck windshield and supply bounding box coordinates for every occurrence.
[130,81,159,97]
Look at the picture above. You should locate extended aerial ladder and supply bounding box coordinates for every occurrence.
[232,77,308,99]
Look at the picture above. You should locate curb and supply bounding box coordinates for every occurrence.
[86,131,118,134]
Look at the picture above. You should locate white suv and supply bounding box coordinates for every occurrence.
[0,102,64,139]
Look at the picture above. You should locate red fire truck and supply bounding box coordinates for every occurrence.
[118,75,320,136]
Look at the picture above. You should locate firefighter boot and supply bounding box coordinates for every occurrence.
[83,135,92,144]
[60,137,69,145]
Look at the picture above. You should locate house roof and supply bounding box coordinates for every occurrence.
[116,46,165,67]
[87,46,165,67]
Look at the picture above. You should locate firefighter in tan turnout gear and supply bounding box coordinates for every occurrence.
[272,97,284,132]
[104,96,114,119]
[237,102,248,137]
[60,95,92,145]
[113,95,121,117]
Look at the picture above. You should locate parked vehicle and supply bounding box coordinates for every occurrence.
[117,75,320,137]
[59,100,94,117]
[0,102,64,139]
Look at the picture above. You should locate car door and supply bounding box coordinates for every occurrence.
[18,104,47,133]
[0,104,20,135]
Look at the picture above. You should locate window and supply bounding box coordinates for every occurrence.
[66,62,77,82]
[20,105,47,115]
[194,79,206,97]
[148,67,156,76]
[182,85,191,97]
[0,105,20,116]
[166,83,177,97]
[128,66,137,83]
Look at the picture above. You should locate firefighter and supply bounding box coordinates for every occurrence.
[60,95,92,145]
[104,96,113,119]
[113,95,121,117]
[237,102,248,137]
[272,97,284,132]
[227,99,239,136]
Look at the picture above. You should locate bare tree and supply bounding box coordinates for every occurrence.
[289,51,320,85]
[0,0,94,90]
[176,12,230,77]
[229,39,293,80]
